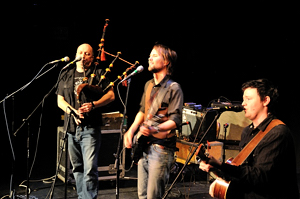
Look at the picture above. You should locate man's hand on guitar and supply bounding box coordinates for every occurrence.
[199,155,222,172]
[199,160,214,172]
[139,124,151,136]
[140,122,161,137]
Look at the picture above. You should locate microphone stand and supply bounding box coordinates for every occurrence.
[8,62,66,198]
[223,123,229,163]
[115,78,131,199]
[162,111,220,199]
[0,62,59,199]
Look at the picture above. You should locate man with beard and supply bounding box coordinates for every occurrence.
[56,43,115,199]
[124,43,184,199]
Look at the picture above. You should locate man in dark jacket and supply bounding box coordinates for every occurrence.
[199,79,299,198]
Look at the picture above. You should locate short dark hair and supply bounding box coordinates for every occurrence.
[242,79,279,113]
[153,43,177,75]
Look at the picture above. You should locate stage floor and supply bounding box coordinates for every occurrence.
[1,178,211,199]
[0,163,212,199]
[1,165,300,199]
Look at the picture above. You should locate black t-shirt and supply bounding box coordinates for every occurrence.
[56,65,110,133]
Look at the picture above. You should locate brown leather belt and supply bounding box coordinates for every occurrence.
[154,144,165,149]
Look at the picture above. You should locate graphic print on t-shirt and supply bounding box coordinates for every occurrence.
[74,71,84,95]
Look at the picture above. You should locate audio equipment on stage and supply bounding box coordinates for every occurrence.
[98,129,125,180]
[217,111,251,141]
[207,102,244,112]
[56,126,74,183]
[181,107,217,142]
[175,140,223,165]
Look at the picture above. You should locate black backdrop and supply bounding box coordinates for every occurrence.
[1,1,299,190]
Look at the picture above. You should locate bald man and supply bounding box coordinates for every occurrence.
[56,43,115,199]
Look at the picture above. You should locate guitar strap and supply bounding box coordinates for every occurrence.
[231,119,285,166]
[144,81,154,121]
[144,79,177,121]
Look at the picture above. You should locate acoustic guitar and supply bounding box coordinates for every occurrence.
[197,142,235,199]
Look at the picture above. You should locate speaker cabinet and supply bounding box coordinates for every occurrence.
[56,126,73,183]
[224,145,240,161]
[97,129,125,181]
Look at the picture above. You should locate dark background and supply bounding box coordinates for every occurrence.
[1,0,299,192]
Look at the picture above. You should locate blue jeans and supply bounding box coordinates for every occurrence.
[138,144,174,199]
[68,126,101,199]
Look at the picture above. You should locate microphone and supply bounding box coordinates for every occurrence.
[49,56,70,64]
[207,102,244,112]
[120,65,144,82]
[62,56,82,70]
[224,123,229,128]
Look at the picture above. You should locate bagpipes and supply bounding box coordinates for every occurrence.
[76,19,140,105]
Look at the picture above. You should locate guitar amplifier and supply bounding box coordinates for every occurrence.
[175,139,200,164]
[175,140,223,164]
[181,108,217,141]
[102,111,125,130]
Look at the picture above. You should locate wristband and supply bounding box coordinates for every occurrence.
[91,101,95,109]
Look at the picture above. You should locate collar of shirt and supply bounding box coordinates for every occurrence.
[240,113,275,150]
[249,113,275,132]
[151,75,171,88]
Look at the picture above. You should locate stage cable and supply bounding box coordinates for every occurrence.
[2,95,16,199]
